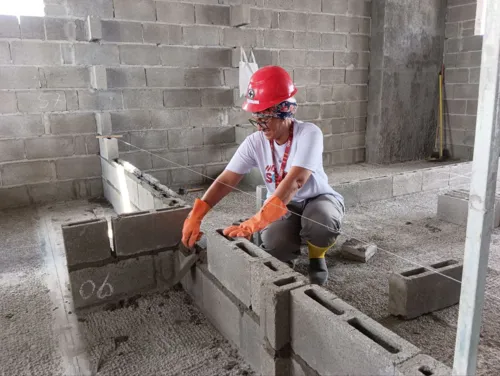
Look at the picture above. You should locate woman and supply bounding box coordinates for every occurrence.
[181,66,345,286]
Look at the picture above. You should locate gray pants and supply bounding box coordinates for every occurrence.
[260,194,345,262]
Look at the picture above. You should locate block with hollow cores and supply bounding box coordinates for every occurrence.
[395,354,451,376]
[251,257,293,316]
[69,256,155,310]
[340,238,377,262]
[111,206,190,256]
[389,259,463,319]
[260,342,291,376]
[290,352,319,376]
[260,272,308,351]
[99,137,118,161]
[207,229,271,309]
[437,189,500,227]
[291,285,420,375]
[240,309,261,372]
[62,218,112,268]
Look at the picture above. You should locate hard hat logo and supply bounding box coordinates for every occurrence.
[247,88,255,99]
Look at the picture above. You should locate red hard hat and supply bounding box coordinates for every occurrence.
[242,66,297,113]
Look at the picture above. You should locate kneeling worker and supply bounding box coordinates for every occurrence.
[181,66,345,285]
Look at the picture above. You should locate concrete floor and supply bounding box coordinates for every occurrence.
[0,200,254,376]
[2,160,499,376]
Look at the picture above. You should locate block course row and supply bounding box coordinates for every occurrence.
[63,204,190,309]
[180,229,452,375]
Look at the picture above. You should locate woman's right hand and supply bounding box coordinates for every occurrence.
[181,198,211,248]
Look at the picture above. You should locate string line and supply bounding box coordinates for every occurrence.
[117,138,500,304]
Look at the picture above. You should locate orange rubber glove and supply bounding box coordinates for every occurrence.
[182,198,212,248]
[223,195,288,239]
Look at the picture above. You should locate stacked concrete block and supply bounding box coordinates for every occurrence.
[340,238,377,262]
[62,218,112,268]
[437,189,500,227]
[291,285,421,375]
[389,260,463,319]
[111,206,190,256]
[443,0,483,160]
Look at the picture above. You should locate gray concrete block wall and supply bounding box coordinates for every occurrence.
[1,0,372,207]
[443,0,482,160]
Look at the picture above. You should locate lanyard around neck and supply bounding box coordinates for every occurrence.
[269,122,294,189]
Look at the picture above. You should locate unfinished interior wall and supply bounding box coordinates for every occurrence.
[0,0,372,209]
[365,0,447,164]
[443,0,483,160]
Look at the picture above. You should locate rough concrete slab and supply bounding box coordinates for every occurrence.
[260,272,308,351]
[340,237,377,262]
[69,256,156,309]
[62,217,112,268]
[389,260,463,319]
[396,353,451,376]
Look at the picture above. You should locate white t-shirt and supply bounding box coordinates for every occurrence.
[226,119,344,204]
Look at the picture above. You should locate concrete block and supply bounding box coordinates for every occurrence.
[111,206,190,256]
[222,28,263,48]
[278,11,308,31]
[357,176,393,203]
[114,0,156,21]
[0,186,31,210]
[307,13,335,32]
[145,67,184,87]
[160,46,198,67]
[396,354,451,376]
[11,41,62,65]
[0,115,44,138]
[240,310,261,371]
[0,140,25,162]
[0,92,18,114]
[0,42,10,64]
[456,51,482,68]
[130,130,168,150]
[40,67,89,89]
[78,90,123,111]
[393,170,423,197]
[110,110,149,132]
[164,89,201,108]
[260,343,291,376]
[306,51,334,67]
[292,32,319,50]
[389,260,463,319]
[448,4,476,22]
[66,0,113,17]
[207,230,271,308]
[183,25,221,46]
[264,30,294,48]
[103,177,139,215]
[25,136,74,159]
[0,15,20,38]
[20,16,45,39]
[422,166,450,190]
[198,47,233,68]
[85,16,102,41]
[177,250,204,304]
[340,238,377,262]
[75,44,120,65]
[320,33,346,51]
[137,182,155,210]
[291,285,420,375]
[151,109,189,128]
[290,353,318,376]
[123,89,163,109]
[230,4,251,27]
[102,20,142,43]
[201,265,242,347]
[62,218,112,268]
[260,272,308,351]
[17,90,67,112]
[99,138,119,161]
[69,256,155,310]
[157,2,195,23]
[235,124,255,144]
[96,113,112,135]
[107,67,146,88]
[100,157,121,191]
[56,156,101,180]
[1,161,54,186]
[45,18,85,41]
[154,250,176,289]
[196,4,230,25]
[143,24,182,45]
[437,189,500,227]
[185,68,222,87]
[203,126,235,145]
[119,45,160,65]
[323,0,348,14]
[449,163,471,188]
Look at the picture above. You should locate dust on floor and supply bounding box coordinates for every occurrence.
[0,200,254,376]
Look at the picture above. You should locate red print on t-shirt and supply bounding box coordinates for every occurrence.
[265,165,287,184]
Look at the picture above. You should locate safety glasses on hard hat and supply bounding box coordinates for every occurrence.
[249,117,272,130]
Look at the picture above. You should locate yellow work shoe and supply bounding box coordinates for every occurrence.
[307,242,331,285]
